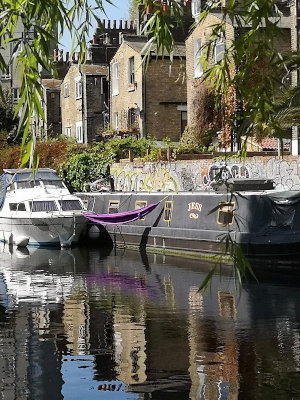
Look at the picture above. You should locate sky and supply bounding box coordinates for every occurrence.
[60,0,131,50]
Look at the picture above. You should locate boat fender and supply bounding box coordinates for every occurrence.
[15,236,30,247]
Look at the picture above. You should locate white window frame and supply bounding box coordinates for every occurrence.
[64,82,70,98]
[65,127,71,137]
[191,0,201,18]
[214,36,225,64]
[12,88,19,104]
[128,57,135,85]
[112,62,119,96]
[75,121,83,143]
[194,39,203,78]
[75,77,82,100]
[114,112,119,131]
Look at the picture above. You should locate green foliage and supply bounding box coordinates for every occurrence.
[0,0,112,167]
[128,0,139,20]
[59,150,113,192]
[142,0,294,142]
[0,90,19,144]
[102,136,154,160]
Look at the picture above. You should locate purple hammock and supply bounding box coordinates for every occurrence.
[84,202,160,225]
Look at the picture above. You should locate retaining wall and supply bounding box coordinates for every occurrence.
[111,156,300,192]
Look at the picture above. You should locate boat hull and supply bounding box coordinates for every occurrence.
[80,191,300,257]
[0,215,87,247]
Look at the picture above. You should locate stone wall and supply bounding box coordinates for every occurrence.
[111,156,300,192]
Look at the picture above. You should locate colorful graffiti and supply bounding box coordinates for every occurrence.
[111,157,300,192]
[201,164,250,188]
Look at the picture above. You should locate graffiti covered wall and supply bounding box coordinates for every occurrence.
[111,156,300,192]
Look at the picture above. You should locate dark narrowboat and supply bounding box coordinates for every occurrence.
[79,179,300,257]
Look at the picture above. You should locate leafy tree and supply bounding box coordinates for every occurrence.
[129,0,139,20]
[0,0,111,166]
[141,0,296,145]
[0,90,19,144]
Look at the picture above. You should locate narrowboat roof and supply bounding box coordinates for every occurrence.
[3,168,56,174]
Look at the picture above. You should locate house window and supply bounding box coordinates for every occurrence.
[128,108,138,130]
[112,62,119,96]
[191,0,201,18]
[108,200,119,214]
[65,127,71,137]
[75,121,83,143]
[181,111,187,134]
[75,77,82,99]
[1,67,11,80]
[215,36,225,63]
[217,202,235,225]
[164,201,173,222]
[128,57,135,85]
[194,39,203,78]
[64,82,70,98]
[113,112,119,131]
[12,88,19,104]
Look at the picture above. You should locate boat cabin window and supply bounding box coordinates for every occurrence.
[16,181,41,189]
[30,201,58,212]
[9,202,26,211]
[164,201,173,222]
[42,180,65,189]
[217,202,235,225]
[59,200,82,211]
[108,200,119,214]
[135,201,147,220]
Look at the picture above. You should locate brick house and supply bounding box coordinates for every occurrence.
[61,64,109,143]
[185,0,292,150]
[110,36,187,141]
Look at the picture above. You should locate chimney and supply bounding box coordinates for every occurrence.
[113,20,116,29]
[66,52,69,62]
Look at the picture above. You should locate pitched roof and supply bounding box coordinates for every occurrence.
[42,79,62,89]
[124,37,186,58]
[80,64,108,76]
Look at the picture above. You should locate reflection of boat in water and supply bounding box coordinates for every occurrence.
[80,179,300,257]
[0,244,77,306]
[0,168,87,247]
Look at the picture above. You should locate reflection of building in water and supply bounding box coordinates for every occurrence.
[188,287,239,399]
[113,307,147,385]
[63,285,90,355]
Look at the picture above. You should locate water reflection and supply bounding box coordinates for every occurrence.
[1,244,300,399]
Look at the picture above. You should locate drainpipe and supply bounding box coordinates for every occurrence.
[81,69,88,144]
[142,58,146,138]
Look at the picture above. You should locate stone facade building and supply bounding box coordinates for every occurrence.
[110,36,187,141]
[61,64,109,143]
[185,0,292,151]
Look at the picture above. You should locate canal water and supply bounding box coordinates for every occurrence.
[0,245,300,400]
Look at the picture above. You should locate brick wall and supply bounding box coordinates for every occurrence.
[46,90,61,137]
[145,58,187,141]
[61,65,83,140]
[110,42,143,133]
[186,14,234,125]
[111,41,187,140]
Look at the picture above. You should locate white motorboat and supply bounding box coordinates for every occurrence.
[0,168,87,247]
